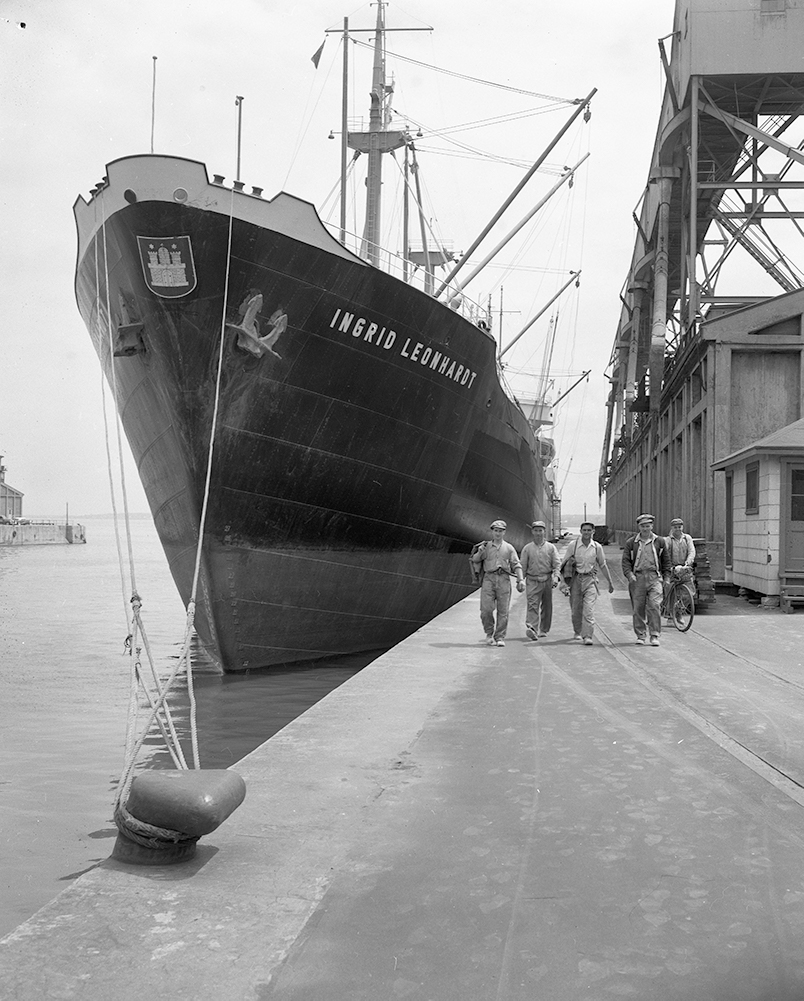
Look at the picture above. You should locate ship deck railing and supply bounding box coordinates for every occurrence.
[323,221,494,333]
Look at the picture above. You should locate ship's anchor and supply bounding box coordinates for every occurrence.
[227,290,287,358]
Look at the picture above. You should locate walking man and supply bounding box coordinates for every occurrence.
[559,521,614,646]
[520,520,560,640]
[472,520,525,647]
[622,513,671,646]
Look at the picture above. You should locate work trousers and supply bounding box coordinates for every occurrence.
[525,578,553,634]
[629,570,663,639]
[480,572,512,641]
[569,573,598,640]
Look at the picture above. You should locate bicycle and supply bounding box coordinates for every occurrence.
[662,569,696,632]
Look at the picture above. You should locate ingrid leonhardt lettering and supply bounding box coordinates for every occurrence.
[329,307,478,389]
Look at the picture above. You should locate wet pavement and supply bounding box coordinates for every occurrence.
[3,545,804,1000]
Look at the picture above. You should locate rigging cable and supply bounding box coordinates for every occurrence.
[353,37,578,104]
[320,151,360,221]
[507,124,590,404]
[398,115,567,171]
[282,32,342,189]
[406,105,571,140]
[388,148,449,265]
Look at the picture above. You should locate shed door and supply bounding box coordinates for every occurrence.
[725,473,733,569]
[785,466,804,574]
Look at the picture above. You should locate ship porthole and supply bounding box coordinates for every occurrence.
[123,189,137,204]
[173,187,189,203]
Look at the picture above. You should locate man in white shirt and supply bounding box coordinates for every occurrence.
[559,521,614,646]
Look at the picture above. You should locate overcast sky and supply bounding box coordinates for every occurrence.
[1,0,677,520]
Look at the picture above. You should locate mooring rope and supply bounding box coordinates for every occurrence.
[93,201,189,815]
[180,184,239,772]
[95,179,238,832]
[113,801,199,852]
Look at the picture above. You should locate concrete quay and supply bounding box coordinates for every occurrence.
[0,522,86,545]
[3,547,804,1000]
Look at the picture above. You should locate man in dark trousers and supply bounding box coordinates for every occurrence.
[622,513,671,646]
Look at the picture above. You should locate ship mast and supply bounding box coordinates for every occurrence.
[363,1,388,262]
[351,1,406,264]
[339,2,429,266]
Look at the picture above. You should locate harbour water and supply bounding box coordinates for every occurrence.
[0,515,374,938]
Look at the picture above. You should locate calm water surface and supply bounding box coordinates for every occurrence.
[0,516,375,938]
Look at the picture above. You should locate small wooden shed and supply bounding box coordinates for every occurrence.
[712,418,804,611]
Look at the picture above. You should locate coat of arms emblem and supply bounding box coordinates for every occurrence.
[137,236,196,298]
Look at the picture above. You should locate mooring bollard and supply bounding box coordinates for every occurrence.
[112,769,247,865]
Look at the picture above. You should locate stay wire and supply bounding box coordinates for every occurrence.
[353,37,577,103]
[178,186,241,772]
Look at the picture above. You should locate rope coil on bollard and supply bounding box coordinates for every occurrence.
[113,802,200,853]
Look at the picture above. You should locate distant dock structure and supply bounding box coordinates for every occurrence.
[0,456,85,545]
[601,0,804,604]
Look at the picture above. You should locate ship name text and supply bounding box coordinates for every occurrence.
[329,308,477,389]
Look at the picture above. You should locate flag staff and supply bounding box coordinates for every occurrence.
[340,18,349,244]
[235,96,244,181]
[150,56,157,153]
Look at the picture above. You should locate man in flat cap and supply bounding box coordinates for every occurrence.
[663,517,697,618]
[622,514,671,646]
[559,521,614,645]
[471,520,525,646]
[665,518,696,573]
[520,520,560,640]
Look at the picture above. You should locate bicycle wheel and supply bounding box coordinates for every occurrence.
[671,583,695,632]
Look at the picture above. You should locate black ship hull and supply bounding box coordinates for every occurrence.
[74,156,554,671]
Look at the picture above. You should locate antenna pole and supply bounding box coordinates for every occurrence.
[340,18,349,244]
[235,96,244,181]
[150,56,157,153]
[498,286,504,358]
[403,140,410,280]
[410,143,431,293]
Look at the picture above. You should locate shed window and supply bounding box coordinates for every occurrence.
[761,0,786,11]
[746,462,759,515]
[793,469,804,522]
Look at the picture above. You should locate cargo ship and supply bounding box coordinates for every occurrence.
[73,5,584,671]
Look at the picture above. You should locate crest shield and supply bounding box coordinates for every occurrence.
[137,236,197,297]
